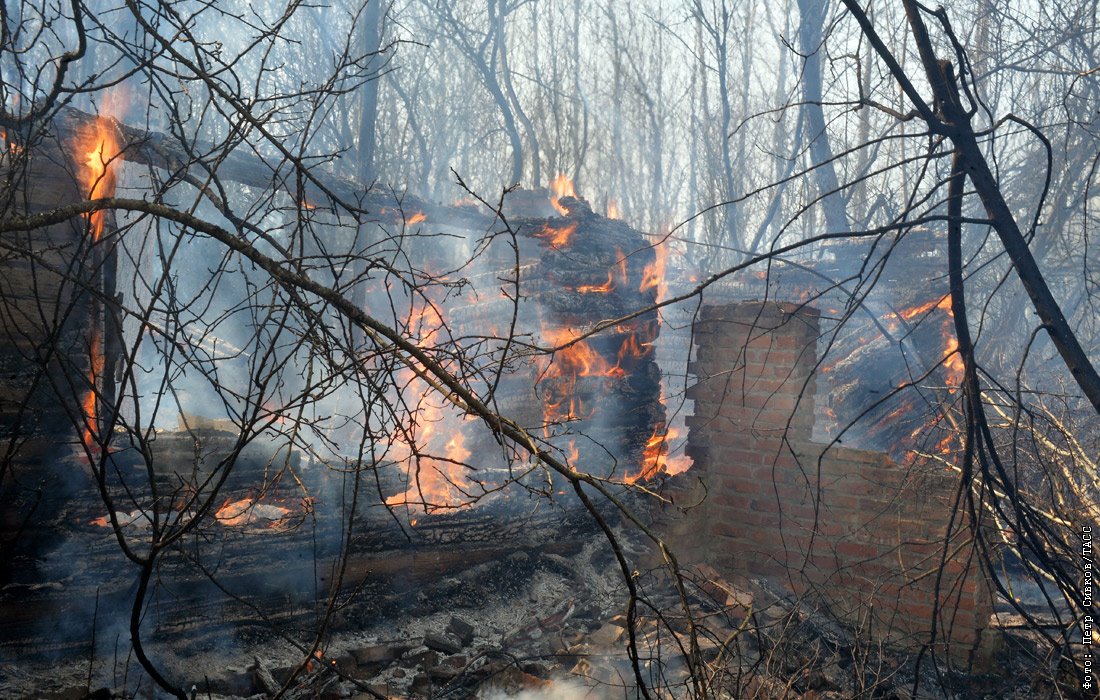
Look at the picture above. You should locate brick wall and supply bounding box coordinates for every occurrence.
[683,301,993,667]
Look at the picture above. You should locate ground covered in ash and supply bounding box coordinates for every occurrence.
[0,526,1078,699]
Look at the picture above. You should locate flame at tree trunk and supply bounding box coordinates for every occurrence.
[80,327,105,450]
[74,113,122,452]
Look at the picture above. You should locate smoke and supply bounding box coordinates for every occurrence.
[480,677,603,700]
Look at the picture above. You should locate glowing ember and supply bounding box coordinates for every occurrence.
[607,199,620,219]
[549,173,576,216]
[407,211,427,224]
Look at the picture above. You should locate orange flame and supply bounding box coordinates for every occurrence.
[576,271,615,295]
[540,327,626,427]
[80,327,104,450]
[407,211,427,224]
[576,248,628,294]
[897,295,949,322]
[607,199,620,219]
[214,497,291,526]
[0,129,20,158]
[629,425,691,483]
[639,240,668,299]
[614,333,654,373]
[942,335,965,391]
[892,295,965,392]
[541,327,624,380]
[384,418,473,511]
[549,173,576,215]
[384,298,475,512]
[533,221,578,248]
[77,116,121,242]
[74,111,121,453]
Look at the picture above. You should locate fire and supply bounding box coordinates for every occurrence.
[639,238,668,299]
[80,327,104,450]
[73,110,122,453]
[576,270,615,295]
[305,649,326,673]
[897,295,949,321]
[566,440,579,464]
[549,173,576,216]
[89,509,152,530]
[384,417,474,511]
[444,430,471,464]
[539,327,626,428]
[0,128,24,160]
[575,248,628,295]
[407,211,427,224]
[384,298,475,513]
[630,424,691,483]
[77,116,122,242]
[533,221,578,248]
[541,327,624,380]
[892,295,965,392]
[406,300,444,344]
[942,335,965,389]
[214,497,292,526]
[607,199,620,219]
[614,332,654,372]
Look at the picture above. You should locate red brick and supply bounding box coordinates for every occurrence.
[711,492,754,510]
[711,521,749,539]
[835,540,884,560]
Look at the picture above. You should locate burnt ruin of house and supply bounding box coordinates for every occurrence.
[0,116,1003,699]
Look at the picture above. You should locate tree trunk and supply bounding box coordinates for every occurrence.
[799,0,849,234]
